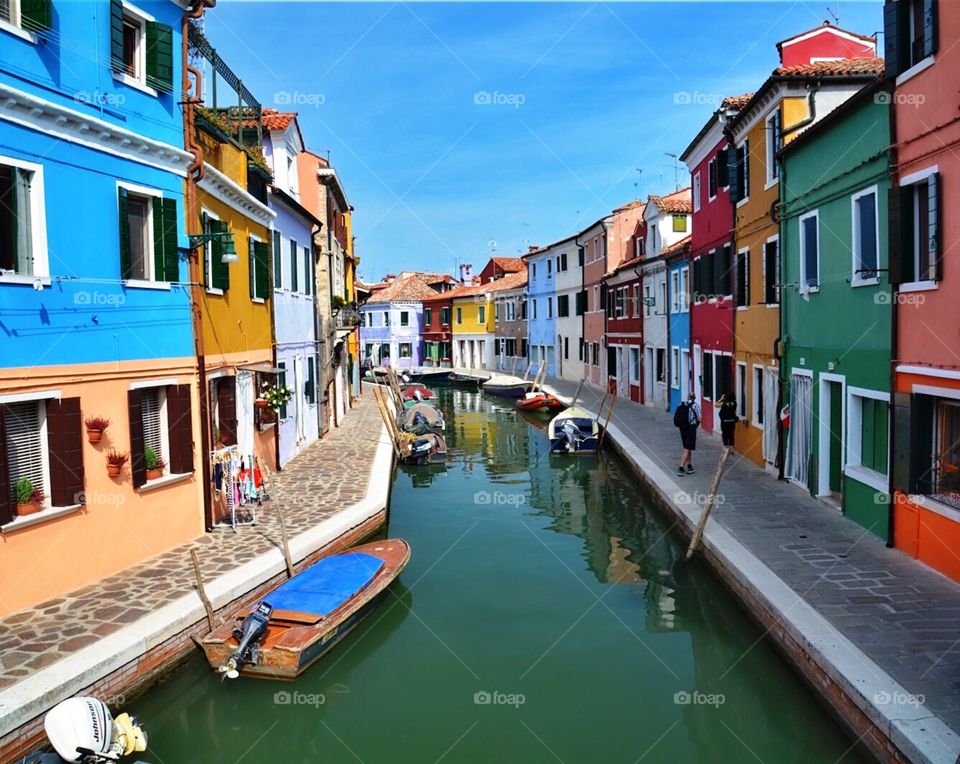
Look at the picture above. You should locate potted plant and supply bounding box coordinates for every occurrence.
[15,477,45,516]
[145,447,166,481]
[261,383,293,414]
[331,295,346,310]
[255,387,269,409]
[106,450,128,478]
[84,416,110,444]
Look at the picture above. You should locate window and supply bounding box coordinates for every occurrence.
[400,311,409,327]
[531,262,537,280]
[399,343,412,358]
[614,287,625,319]
[288,239,299,292]
[3,400,49,513]
[1,0,50,33]
[575,290,586,316]
[201,211,229,292]
[564,336,569,359]
[731,140,750,203]
[855,395,889,476]
[364,312,372,327]
[799,212,820,290]
[672,215,687,233]
[932,401,960,507]
[766,110,782,184]
[441,307,451,325]
[531,300,537,320]
[560,252,568,271]
[547,259,552,278]
[131,381,193,488]
[557,294,570,317]
[893,172,941,284]
[592,342,600,366]
[578,338,584,362]
[118,186,178,283]
[592,285,599,311]
[735,248,749,307]
[644,285,652,317]
[693,172,701,212]
[670,271,680,313]
[656,348,666,384]
[764,238,780,304]
[305,357,317,404]
[494,302,500,322]
[110,0,174,93]
[424,307,432,326]
[140,387,166,469]
[737,363,747,417]
[365,343,373,359]
[0,158,46,278]
[671,347,680,388]
[478,305,485,324]
[887,0,938,77]
[248,236,270,301]
[272,231,282,289]
[708,157,718,199]
[630,348,640,384]
[680,267,690,311]
[302,246,312,296]
[547,297,552,319]
[852,188,879,283]
[752,366,764,425]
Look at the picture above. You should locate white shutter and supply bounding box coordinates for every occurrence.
[5,401,47,499]
[141,388,163,457]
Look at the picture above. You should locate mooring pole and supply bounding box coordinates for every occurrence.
[190,548,216,632]
[685,446,732,561]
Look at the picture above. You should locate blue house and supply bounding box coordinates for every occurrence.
[667,242,692,412]
[0,0,204,610]
[523,244,559,377]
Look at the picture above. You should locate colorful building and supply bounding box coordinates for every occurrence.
[0,0,203,613]
[666,240,693,412]
[451,280,495,370]
[681,94,750,435]
[360,273,439,368]
[553,235,585,382]
[885,0,960,579]
[492,271,529,372]
[524,243,560,376]
[728,27,881,469]
[604,255,644,402]
[780,79,892,537]
[421,291,455,366]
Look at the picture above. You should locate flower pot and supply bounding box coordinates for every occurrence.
[255,399,269,409]
[86,428,103,444]
[146,468,164,481]
[16,502,41,517]
[107,464,122,478]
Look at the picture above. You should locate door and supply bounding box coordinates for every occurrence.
[617,346,629,397]
[294,356,305,443]
[235,370,254,455]
[644,347,654,404]
[786,373,813,487]
[680,349,690,402]
[828,381,843,495]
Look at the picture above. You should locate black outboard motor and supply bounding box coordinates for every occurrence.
[219,601,272,679]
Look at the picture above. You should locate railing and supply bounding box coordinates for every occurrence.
[334,307,361,329]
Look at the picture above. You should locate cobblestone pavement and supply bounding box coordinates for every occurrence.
[0,398,383,691]
[545,378,960,733]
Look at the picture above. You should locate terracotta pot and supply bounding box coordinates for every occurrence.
[86,429,103,444]
[107,464,122,478]
[255,399,269,409]
[146,468,164,481]
[16,502,41,517]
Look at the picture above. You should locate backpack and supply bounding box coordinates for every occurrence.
[673,402,688,428]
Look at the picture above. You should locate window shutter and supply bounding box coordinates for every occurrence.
[743,141,750,198]
[929,173,942,281]
[923,0,938,58]
[217,378,237,446]
[255,241,270,300]
[118,187,132,279]
[729,148,742,202]
[887,186,913,285]
[599,284,607,309]
[248,236,256,299]
[289,240,299,292]
[20,0,52,30]
[692,256,702,298]
[0,406,10,525]
[883,1,901,78]
[276,365,288,420]
[153,197,179,282]
[212,220,230,291]
[717,148,729,188]
[47,397,84,507]
[128,389,146,489]
[145,21,174,93]
[306,358,316,404]
[303,246,312,296]
[764,242,778,304]
[109,0,124,73]
[272,231,282,288]
[577,246,584,266]
[166,384,194,474]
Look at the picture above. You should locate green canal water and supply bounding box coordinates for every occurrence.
[129,388,868,763]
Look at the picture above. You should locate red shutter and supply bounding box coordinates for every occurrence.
[128,389,146,488]
[0,406,11,525]
[47,397,85,506]
[166,384,195,474]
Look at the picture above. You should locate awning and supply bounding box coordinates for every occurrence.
[236,362,284,374]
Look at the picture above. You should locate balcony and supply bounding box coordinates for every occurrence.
[334,306,361,331]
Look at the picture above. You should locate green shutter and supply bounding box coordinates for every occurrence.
[303,246,312,295]
[145,21,174,93]
[152,197,179,282]
[248,236,256,299]
[307,358,316,404]
[289,240,298,292]
[109,0,124,74]
[20,0,51,30]
[272,230,282,288]
[255,241,270,300]
[929,173,942,281]
[212,220,230,291]
[118,187,131,279]
[883,1,902,78]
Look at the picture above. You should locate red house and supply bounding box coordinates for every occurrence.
[421,291,455,366]
[680,93,750,434]
[604,256,644,403]
[478,257,524,284]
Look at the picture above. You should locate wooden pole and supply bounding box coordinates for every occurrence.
[597,388,617,450]
[372,386,401,456]
[275,502,296,578]
[570,379,584,409]
[685,446,732,562]
[190,548,216,632]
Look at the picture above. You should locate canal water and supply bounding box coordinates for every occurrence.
[129,388,868,763]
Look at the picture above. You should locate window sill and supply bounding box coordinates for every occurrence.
[899,280,938,293]
[0,274,50,287]
[112,72,159,98]
[2,504,82,533]
[844,464,888,494]
[906,493,960,523]
[764,177,779,191]
[252,297,265,304]
[895,55,935,86]
[205,287,225,296]
[123,278,171,291]
[138,471,193,493]
[736,197,750,208]
[851,277,880,288]
[0,19,37,43]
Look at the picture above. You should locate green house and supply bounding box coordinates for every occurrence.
[779,80,892,540]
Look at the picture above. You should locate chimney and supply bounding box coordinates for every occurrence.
[459,263,473,284]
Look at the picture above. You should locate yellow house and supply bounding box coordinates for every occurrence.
[451,283,495,369]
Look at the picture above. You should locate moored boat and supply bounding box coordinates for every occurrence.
[401,402,445,433]
[548,406,600,454]
[516,391,564,412]
[401,383,437,402]
[399,431,447,465]
[403,368,453,384]
[482,374,534,398]
[200,539,411,680]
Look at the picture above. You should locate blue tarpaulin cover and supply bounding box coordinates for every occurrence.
[262,553,384,617]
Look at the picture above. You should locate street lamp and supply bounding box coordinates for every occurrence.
[188,231,238,263]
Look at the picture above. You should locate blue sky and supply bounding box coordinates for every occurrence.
[205,1,884,281]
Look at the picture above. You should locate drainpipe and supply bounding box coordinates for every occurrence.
[183,0,216,530]
[885,78,899,548]
[310,224,323,440]
[776,141,786,482]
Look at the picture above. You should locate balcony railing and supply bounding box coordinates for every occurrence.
[334,307,361,329]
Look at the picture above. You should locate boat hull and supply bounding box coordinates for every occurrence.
[516,393,563,412]
[549,436,598,454]
[200,539,410,680]
[483,384,531,398]
[404,369,452,383]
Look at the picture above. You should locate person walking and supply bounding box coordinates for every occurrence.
[718,392,738,447]
[674,392,701,476]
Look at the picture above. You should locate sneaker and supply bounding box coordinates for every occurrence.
[676,468,687,477]
[686,465,695,474]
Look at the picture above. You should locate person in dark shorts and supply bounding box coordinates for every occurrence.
[674,392,701,476]
[718,392,738,447]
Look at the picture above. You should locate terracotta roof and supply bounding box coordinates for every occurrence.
[723,93,754,110]
[486,270,528,293]
[649,188,692,214]
[262,109,297,131]
[774,57,884,78]
[776,22,877,49]
[489,257,525,274]
[612,199,645,214]
[661,236,692,258]
[365,273,441,304]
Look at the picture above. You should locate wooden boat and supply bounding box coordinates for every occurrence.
[548,406,600,454]
[482,374,534,398]
[404,367,453,384]
[401,402,445,433]
[401,383,437,402]
[200,539,411,680]
[400,432,447,465]
[516,391,564,412]
[448,371,485,386]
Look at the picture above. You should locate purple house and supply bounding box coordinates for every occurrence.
[359,273,440,368]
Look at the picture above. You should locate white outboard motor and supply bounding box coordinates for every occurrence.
[561,419,580,452]
[43,697,146,762]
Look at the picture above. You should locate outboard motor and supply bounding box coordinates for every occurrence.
[561,419,580,452]
[39,696,146,762]
[219,601,272,679]
[410,437,434,459]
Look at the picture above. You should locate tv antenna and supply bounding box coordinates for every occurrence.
[634,168,643,201]
[827,1,839,25]
[665,153,680,191]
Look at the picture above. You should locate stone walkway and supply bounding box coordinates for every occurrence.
[544,378,960,737]
[0,397,382,691]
